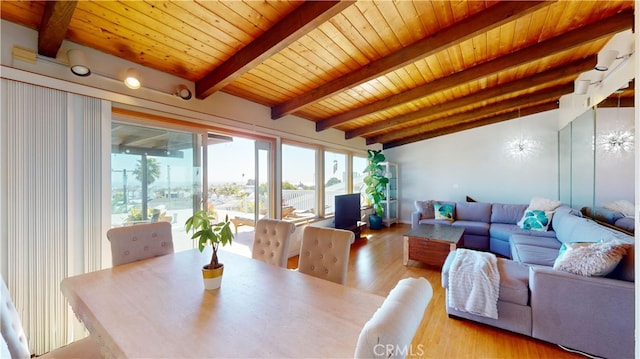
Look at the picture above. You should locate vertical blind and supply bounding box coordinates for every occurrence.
[5,80,103,355]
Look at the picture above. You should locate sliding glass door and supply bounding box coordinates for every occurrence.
[110,122,202,251]
[206,134,272,234]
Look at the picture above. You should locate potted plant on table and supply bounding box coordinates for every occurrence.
[363,149,389,230]
[185,210,234,290]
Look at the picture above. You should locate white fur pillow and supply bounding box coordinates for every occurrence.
[528,197,561,211]
[414,200,434,219]
[603,200,635,217]
[553,240,630,276]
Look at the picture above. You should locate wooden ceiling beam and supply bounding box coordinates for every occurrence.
[382,102,558,149]
[323,9,633,130]
[346,56,594,139]
[37,0,77,57]
[271,1,551,120]
[196,1,354,100]
[598,97,634,107]
[367,84,572,145]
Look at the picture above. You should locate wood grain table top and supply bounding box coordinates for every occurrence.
[61,248,384,358]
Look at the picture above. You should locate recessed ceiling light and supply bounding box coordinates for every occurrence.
[124,68,141,89]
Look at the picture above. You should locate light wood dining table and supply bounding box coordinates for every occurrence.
[61,248,385,358]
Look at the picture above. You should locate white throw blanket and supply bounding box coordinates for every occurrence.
[448,249,500,319]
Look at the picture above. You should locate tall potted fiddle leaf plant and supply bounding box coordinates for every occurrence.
[185,210,234,290]
[363,149,389,230]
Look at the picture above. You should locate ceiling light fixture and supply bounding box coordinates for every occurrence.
[594,50,619,71]
[596,93,634,154]
[67,49,91,77]
[175,85,192,100]
[505,108,541,159]
[124,68,141,89]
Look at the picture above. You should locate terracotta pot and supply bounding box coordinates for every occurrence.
[202,263,224,290]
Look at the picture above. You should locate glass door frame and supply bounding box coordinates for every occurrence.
[111,109,276,249]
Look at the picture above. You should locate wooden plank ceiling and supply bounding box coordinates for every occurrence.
[1,0,635,149]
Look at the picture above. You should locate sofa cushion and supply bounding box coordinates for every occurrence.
[491,203,528,224]
[419,218,454,226]
[568,219,619,244]
[614,217,634,233]
[582,206,625,225]
[414,200,435,219]
[510,234,561,250]
[442,253,529,306]
[434,202,455,221]
[490,223,557,242]
[495,259,530,306]
[452,220,489,236]
[551,209,585,242]
[607,245,635,282]
[517,210,554,231]
[510,243,559,266]
[553,240,631,277]
[455,202,492,222]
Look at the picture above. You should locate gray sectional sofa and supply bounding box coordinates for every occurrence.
[411,200,558,257]
[411,200,635,359]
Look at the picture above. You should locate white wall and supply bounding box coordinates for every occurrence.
[385,111,560,224]
[595,107,635,204]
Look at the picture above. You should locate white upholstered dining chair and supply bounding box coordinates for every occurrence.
[354,277,433,359]
[251,218,295,267]
[107,221,174,266]
[298,226,354,285]
[1,276,100,358]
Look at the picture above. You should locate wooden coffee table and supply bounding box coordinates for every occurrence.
[403,224,464,267]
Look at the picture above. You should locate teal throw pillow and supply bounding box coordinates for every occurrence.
[434,202,454,221]
[518,210,553,231]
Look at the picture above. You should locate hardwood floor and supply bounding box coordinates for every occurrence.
[288,223,582,359]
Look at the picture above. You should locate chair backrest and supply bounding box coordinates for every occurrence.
[1,276,30,359]
[354,277,433,359]
[251,218,296,267]
[1,279,100,358]
[107,221,174,266]
[298,226,354,285]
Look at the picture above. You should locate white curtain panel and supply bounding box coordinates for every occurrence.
[3,80,104,355]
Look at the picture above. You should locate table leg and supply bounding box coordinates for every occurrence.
[403,236,409,265]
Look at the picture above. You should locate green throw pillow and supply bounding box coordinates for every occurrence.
[518,210,553,231]
[434,202,454,221]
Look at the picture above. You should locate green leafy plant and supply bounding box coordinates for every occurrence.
[185,210,234,270]
[363,149,389,218]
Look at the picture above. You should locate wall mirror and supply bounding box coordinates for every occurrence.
[558,87,634,234]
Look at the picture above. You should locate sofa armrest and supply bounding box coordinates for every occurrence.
[529,266,634,359]
[410,211,421,229]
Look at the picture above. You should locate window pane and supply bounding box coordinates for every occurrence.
[111,122,199,252]
[324,151,346,215]
[208,135,256,234]
[352,155,367,205]
[282,144,316,221]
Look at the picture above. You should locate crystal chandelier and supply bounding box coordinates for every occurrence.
[596,93,634,154]
[506,136,540,159]
[596,130,634,153]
